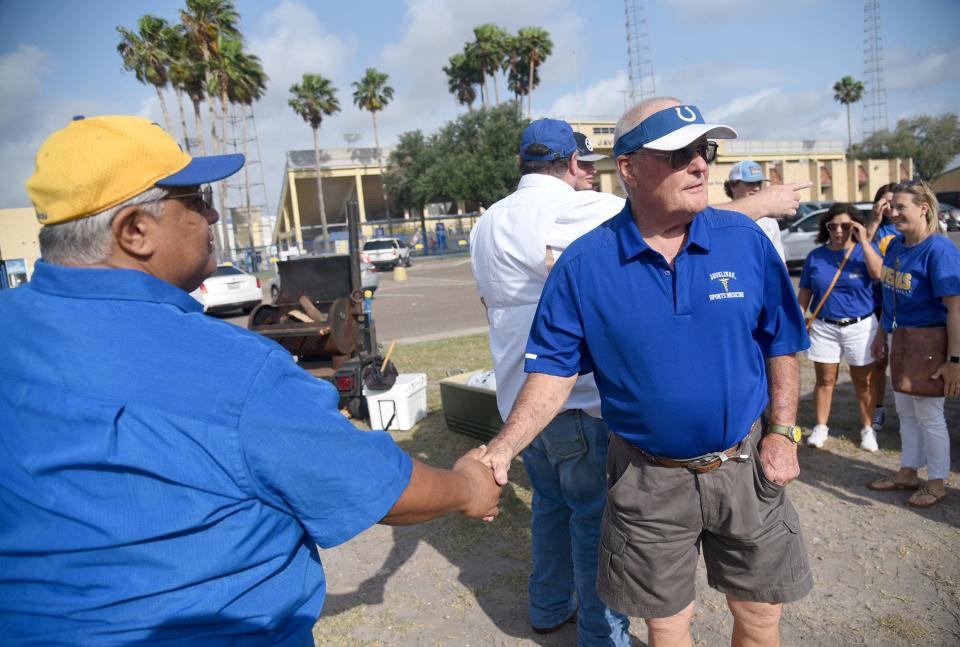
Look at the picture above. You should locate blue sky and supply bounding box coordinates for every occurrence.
[2,0,958,213]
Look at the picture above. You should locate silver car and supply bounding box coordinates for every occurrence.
[780,203,873,271]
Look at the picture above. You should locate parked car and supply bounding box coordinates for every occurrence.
[362,237,412,269]
[777,200,836,230]
[269,254,379,302]
[190,265,263,314]
[780,202,873,271]
[938,202,959,232]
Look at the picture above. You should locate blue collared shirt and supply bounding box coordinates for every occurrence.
[0,262,412,645]
[524,204,809,458]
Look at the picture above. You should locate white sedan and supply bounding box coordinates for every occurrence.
[190,265,263,314]
[781,203,873,271]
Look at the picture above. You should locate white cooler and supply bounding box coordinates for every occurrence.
[363,373,428,431]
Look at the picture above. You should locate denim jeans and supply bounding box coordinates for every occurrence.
[521,410,631,647]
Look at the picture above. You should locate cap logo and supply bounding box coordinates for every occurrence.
[675,106,697,122]
[584,136,595,152]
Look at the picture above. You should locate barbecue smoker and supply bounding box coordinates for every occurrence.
[247,206,395,419]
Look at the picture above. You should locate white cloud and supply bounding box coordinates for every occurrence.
[545,70,631,121]
[707,88,846,141]
[885,44,960,92]
[662,0,821,24]
[0,45,48,127]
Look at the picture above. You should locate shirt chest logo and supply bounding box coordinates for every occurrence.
[708,271,744,301]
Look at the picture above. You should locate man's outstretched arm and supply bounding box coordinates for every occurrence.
[479,372,577,485]
[721,181,813,221]
[381,447,502,525]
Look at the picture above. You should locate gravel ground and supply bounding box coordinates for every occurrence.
[310,338,960,646]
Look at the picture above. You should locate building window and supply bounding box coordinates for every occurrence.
[592,127,615,135]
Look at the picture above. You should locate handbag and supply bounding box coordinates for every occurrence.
[889,326,947,397]
[888,251,948,397]
[806,244,855,331]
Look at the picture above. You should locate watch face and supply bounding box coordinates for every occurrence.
[791,426,802,442]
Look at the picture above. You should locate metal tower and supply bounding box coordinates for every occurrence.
[863,0,889,139]
[225,104,271,269]
[624,0,656,103]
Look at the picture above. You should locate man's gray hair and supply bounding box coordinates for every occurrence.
[38,187,168,266]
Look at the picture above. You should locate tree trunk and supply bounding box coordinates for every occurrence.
[240,104,253,256]
[479,72,487,107]
[155,86,174,134]
[492,69,500,105]
[207,97,229,259]
[313,125,331,253]
[527,58,536,119]
[192,98,207,156]
[175,89,190,152]
[372,110,392,230]
[846,103,853,149]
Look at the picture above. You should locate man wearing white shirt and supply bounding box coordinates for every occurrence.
[470,118,630,646]
[724,160,787,262]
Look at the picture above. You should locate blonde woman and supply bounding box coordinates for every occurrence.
[855,180,960,507]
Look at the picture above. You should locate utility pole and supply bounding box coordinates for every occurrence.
[863,0,889,139]
[624,0,656,104]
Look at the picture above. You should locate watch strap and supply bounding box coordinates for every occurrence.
[766,423,802,443]
[948,355,960,364]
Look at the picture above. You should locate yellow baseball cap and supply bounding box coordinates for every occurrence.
[26,115,244,225]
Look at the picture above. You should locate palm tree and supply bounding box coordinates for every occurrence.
[833,75,865,149]
[116,15,175,132]
[168,32,208,155]
[180,0,240,254]
[180,0,240,156]
[352,68,395,220]
[289,74,340,253]
[517,27,552,119]
[162,24,193,150]
[468,24,508,106]
[443,52,479,110]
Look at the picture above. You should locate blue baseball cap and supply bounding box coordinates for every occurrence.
[727,160,767,183]
[573,132,607,162]
[519,118,577,161]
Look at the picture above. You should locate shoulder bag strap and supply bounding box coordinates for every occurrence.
[806,244,857,330]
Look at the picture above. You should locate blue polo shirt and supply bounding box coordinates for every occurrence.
[525,204,809,459]
[0,262,412,646]
[799,244,879,320]
[879,235,960,331]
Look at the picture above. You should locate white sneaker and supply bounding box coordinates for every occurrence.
[807,425,829,448]
[860,427,879,452]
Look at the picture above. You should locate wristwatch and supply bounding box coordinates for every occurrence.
[948,355,960,364]
[766,423,802,443]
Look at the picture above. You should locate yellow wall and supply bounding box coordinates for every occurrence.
[0,208,42,279]
[932,166,960,193]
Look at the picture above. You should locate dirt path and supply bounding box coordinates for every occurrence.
[311,354,960,646]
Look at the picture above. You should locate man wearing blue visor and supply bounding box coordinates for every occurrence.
[481,98,812,645]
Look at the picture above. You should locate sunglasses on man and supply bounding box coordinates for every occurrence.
[171,185,214,212]
[635,141,718,170]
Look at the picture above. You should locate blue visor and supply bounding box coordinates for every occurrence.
[157,153,245,186]
[613,105,736,156]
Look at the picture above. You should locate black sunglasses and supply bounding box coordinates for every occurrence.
[171,185,214,211]
[636,141,718,170]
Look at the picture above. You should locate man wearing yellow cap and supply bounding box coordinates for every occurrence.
[0,116,501,645]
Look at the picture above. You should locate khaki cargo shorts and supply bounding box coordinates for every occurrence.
[597,426,813,619]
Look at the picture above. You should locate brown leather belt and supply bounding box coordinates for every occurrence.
[639,419,759,474]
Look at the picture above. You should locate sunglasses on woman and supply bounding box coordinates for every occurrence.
[636,141,718,170]
[826,222,852,232]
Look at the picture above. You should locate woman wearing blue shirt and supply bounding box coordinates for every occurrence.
[866,182,898,433]
[857,180,960,507]
[798,203,880,451]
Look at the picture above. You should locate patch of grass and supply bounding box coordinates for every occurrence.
[877,613,929,643]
